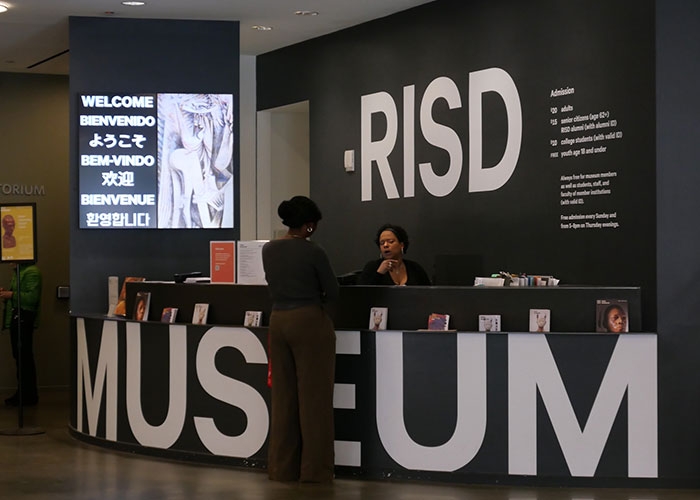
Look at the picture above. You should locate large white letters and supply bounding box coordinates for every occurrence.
[419,77,463,197]
[360,68,522,201]
[194,327,269,457]
[77,318,118,440]
[74,318,658,479]
[375,331,487,471]
[508,334,657,477]
[126,323,188,448]
[468,67,522,192]
[361,91,400,201]
[334,331,362,467]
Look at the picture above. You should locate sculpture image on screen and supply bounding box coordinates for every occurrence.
[78,92,235,230]
[157,93,234,228]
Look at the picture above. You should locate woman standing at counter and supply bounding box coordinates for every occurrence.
[262,196,339,483]
[357,224,431,286]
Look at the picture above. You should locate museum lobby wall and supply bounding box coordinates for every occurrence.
[257,0,657,322]
[0,73,71,392]
[3,0,700,485]
[254,0,700,483]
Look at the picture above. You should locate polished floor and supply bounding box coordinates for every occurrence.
[0,389,698,500]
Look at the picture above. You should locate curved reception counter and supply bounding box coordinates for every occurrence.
[70,283,657,486]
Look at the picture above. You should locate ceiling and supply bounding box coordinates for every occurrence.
[0,0,434,75]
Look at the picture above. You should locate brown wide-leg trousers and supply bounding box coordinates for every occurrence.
[267,305,336,482]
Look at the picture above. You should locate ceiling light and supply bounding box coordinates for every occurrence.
[0,3,9,14]
[251,25,273,31]
[295,11,319,16]
[121,1,146,6]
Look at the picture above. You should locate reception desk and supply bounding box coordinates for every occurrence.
[70,284,657,486]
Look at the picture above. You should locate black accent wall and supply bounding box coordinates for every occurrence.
[257,0,657,330]
[69,17,240,315]
[254,0,700,484]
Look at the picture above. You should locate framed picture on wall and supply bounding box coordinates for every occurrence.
[0,203,38,263]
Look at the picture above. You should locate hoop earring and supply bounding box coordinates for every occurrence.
[306,227,313,233]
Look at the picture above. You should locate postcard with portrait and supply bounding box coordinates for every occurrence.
[596,299,629,333]
[529,309,550,333]
[369,307,388,330]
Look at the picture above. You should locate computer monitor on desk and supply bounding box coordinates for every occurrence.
[337,270,362,286]
[432,254,484,286]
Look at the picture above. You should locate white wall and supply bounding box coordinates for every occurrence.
[256,102,310,239]
[239,55,257,240]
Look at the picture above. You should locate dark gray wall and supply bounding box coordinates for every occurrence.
[656,0,700,482]
[254,0,700,484]
[258,0,657,329]
[69,17,240,315]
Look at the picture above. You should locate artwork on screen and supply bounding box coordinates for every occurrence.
[78,93,235,229]
[0,203,38,263]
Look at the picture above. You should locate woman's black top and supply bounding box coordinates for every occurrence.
[357,258,431,286]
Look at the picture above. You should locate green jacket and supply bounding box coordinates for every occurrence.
[2,264,42,330]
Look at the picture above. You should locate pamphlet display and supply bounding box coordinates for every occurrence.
[114,277,145,317]
[369,307,388,330]
[244,311,262,327]
[132,291,151,321]
[237,240,268,285]
[596,299,629,333]
[210,241,235,284]
[529,309,551,333]
[161,307,178,323]
[428,313,451,331]
[192,303,209,325]
[478,314,501,332]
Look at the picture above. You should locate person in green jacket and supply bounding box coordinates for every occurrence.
[1,262,42,406]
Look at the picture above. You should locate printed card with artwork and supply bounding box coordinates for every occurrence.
[428,313,450,331]
[596,299,629,333]
[244,310,262,327]
[192,303,210,325]
[529,309,550,333]
[369,307,388,330]
[114,276,145,317]
[132,291,151,321]
[478,314,501,332]
[160,307,178,323]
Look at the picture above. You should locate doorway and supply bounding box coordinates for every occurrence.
[256,101,310,239]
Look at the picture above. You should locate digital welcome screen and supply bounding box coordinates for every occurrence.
[78,93,235,229]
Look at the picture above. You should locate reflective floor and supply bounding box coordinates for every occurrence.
[0,389,698,500]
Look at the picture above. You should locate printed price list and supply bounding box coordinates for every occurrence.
[548,102,624,160]
[549,87,622,231]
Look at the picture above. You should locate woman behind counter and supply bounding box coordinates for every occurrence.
[357,224,431,286]
[262,196,339,483]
